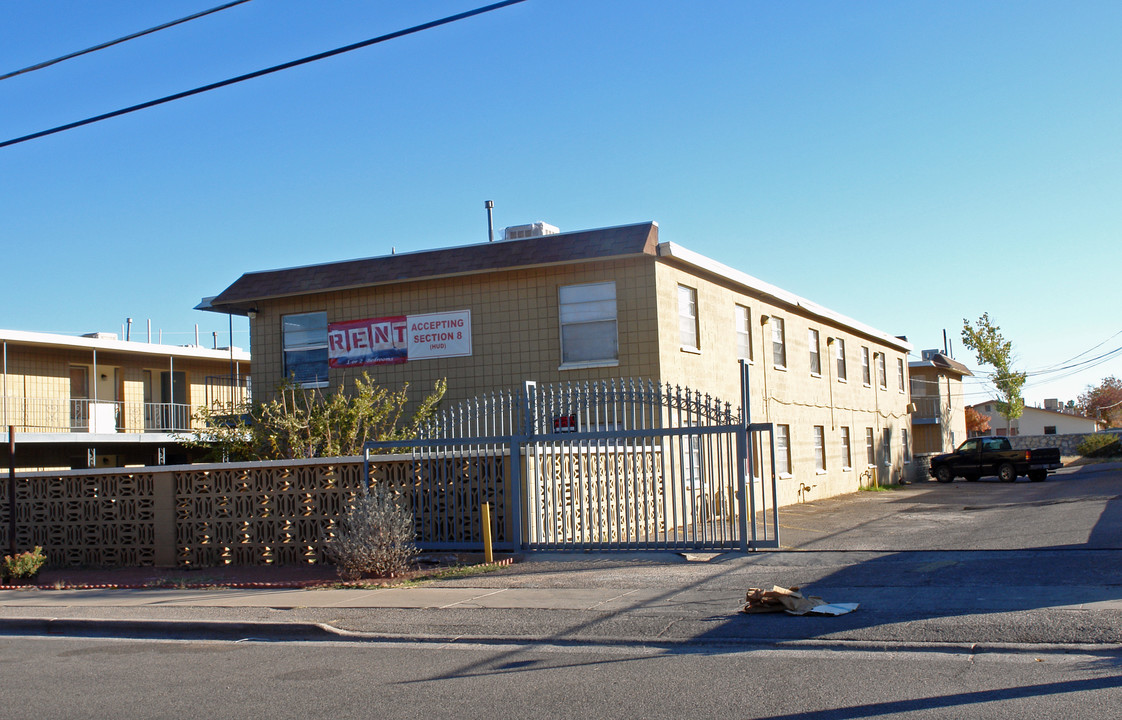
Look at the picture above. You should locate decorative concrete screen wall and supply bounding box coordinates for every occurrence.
[0,455,501,568]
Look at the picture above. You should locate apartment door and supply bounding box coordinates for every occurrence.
[69,366,89,431]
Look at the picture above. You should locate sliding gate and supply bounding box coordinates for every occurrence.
[364,365,780,552]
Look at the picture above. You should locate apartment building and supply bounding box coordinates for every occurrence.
[909,349,972,454]
[203,221,912,504]
[1,329,250,470]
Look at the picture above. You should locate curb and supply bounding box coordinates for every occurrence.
[0,617,341,641]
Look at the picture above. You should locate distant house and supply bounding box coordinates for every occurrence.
[202,220,915,503]
[970,401,1102,437]
[0,328,250,471]
[909,350,972,454]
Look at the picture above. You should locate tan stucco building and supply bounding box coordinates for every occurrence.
[206,222,913,505]
[1,329,250,471]
[909,350,972,454]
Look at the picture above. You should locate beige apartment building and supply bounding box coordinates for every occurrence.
[1,329,250,471]
[205,221,912,505]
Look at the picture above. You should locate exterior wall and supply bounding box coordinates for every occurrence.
[974,404,1099,437]
[1005,432,1096,458]
[250,257,662,407]
[909,365,967,454]
[652,262,912,505]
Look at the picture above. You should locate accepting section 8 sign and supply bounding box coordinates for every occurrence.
[328,310,471,368]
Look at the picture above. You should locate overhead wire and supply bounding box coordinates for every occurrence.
[0,0,254,82]
[0,0,529,149]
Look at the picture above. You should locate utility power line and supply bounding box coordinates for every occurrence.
[0,0,254,82]
[0,0,528,149]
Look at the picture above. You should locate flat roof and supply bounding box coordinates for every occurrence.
[0,328,250,362]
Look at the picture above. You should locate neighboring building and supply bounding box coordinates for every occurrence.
[0,329,250,471]
[203,221,913,504]
[909,350,972,454]
[970,401,1102,437]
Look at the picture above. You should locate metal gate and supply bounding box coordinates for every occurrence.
[364,363,779,552]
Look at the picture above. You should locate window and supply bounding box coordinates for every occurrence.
[813,426,826,472]
[861,347,871,385]
[678,285,699,350]
[835,338,847,381]
[876,352,887,389]
[776,424,791,475]
[897,358,906,392]
[735,305,752,362]
[902,427,911,463]
[560,282,618,365]
[865,427,875,466]
[1044,426,1057,435]
[808,329,821,376]
[840,426,852,470]
[283,311,328,386]
[772,317,786,368]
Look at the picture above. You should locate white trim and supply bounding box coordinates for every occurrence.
[0,328,249,362]
[658,243,911,352]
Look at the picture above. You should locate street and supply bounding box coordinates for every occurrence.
[1,462,1120,718]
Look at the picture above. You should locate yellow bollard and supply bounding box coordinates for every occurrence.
[481,502,494,563]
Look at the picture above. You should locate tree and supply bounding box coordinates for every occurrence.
[965,406,990,435]
[962,313,1026,433]
[187,373,447,461]
[1077,376,1122,428]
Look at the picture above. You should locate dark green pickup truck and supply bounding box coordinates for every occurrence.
[929,437,1062,483]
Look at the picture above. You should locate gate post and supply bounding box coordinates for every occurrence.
[737,361,751,552]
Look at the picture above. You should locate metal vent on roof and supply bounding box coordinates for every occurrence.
[921,349,941,361]
[502,222,560,241]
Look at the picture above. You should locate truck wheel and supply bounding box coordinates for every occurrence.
[998,463,1016,482]
[1029,470,1047,482]
[934,466,953,483]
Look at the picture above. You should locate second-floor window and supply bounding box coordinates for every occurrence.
[835,338,847,381]
[560,282,618,365]
[283,311,328,386]
[876,353,887,389]
[678,285,699,351]
[897,358,906,392]
[735,305,752,362]
[861,347,871,385]
[808,329,821,376]
[772,317,786,369]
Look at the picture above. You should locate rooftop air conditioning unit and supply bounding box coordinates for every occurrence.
[503,222,560,241]
[921,349,941,361]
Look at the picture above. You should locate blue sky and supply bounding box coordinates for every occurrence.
[2,0,1120,407]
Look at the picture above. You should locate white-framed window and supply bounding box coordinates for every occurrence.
[865,427,875,466]
[283,311,328,387]
[840,426,852,470]
[772,317,786,369]
[861,347,871,386]
[776,424,791,475]
[835,338,847,381]
[897,357,906,392]
[678,285,699,351]
[808,328,821,376]
[902,427,911,463]
[876,352,887,389]
[560,281,618,365]
[735,305,752,362]
[813,425,826,472]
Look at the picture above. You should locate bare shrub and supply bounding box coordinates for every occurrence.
[325,485,418,580]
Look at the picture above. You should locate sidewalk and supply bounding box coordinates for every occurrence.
[3,549,1122,648]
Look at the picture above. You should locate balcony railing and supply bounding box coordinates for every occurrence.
[911,396,943,424]
[2,397,199,434]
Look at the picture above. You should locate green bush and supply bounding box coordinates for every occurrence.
[324,485,419,581]
[1077,433,1121,458]
[3,546,46,583]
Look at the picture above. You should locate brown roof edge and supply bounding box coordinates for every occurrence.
[208,221,659,310]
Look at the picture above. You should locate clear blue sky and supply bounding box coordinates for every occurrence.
[3,1,1120,407]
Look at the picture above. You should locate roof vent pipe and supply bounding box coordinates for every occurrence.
[485,200,495,242]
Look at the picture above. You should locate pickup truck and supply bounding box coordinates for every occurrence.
[929,437,1062,483]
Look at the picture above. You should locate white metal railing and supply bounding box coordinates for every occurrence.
[0,397,198,433]
[911,396,942,420]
